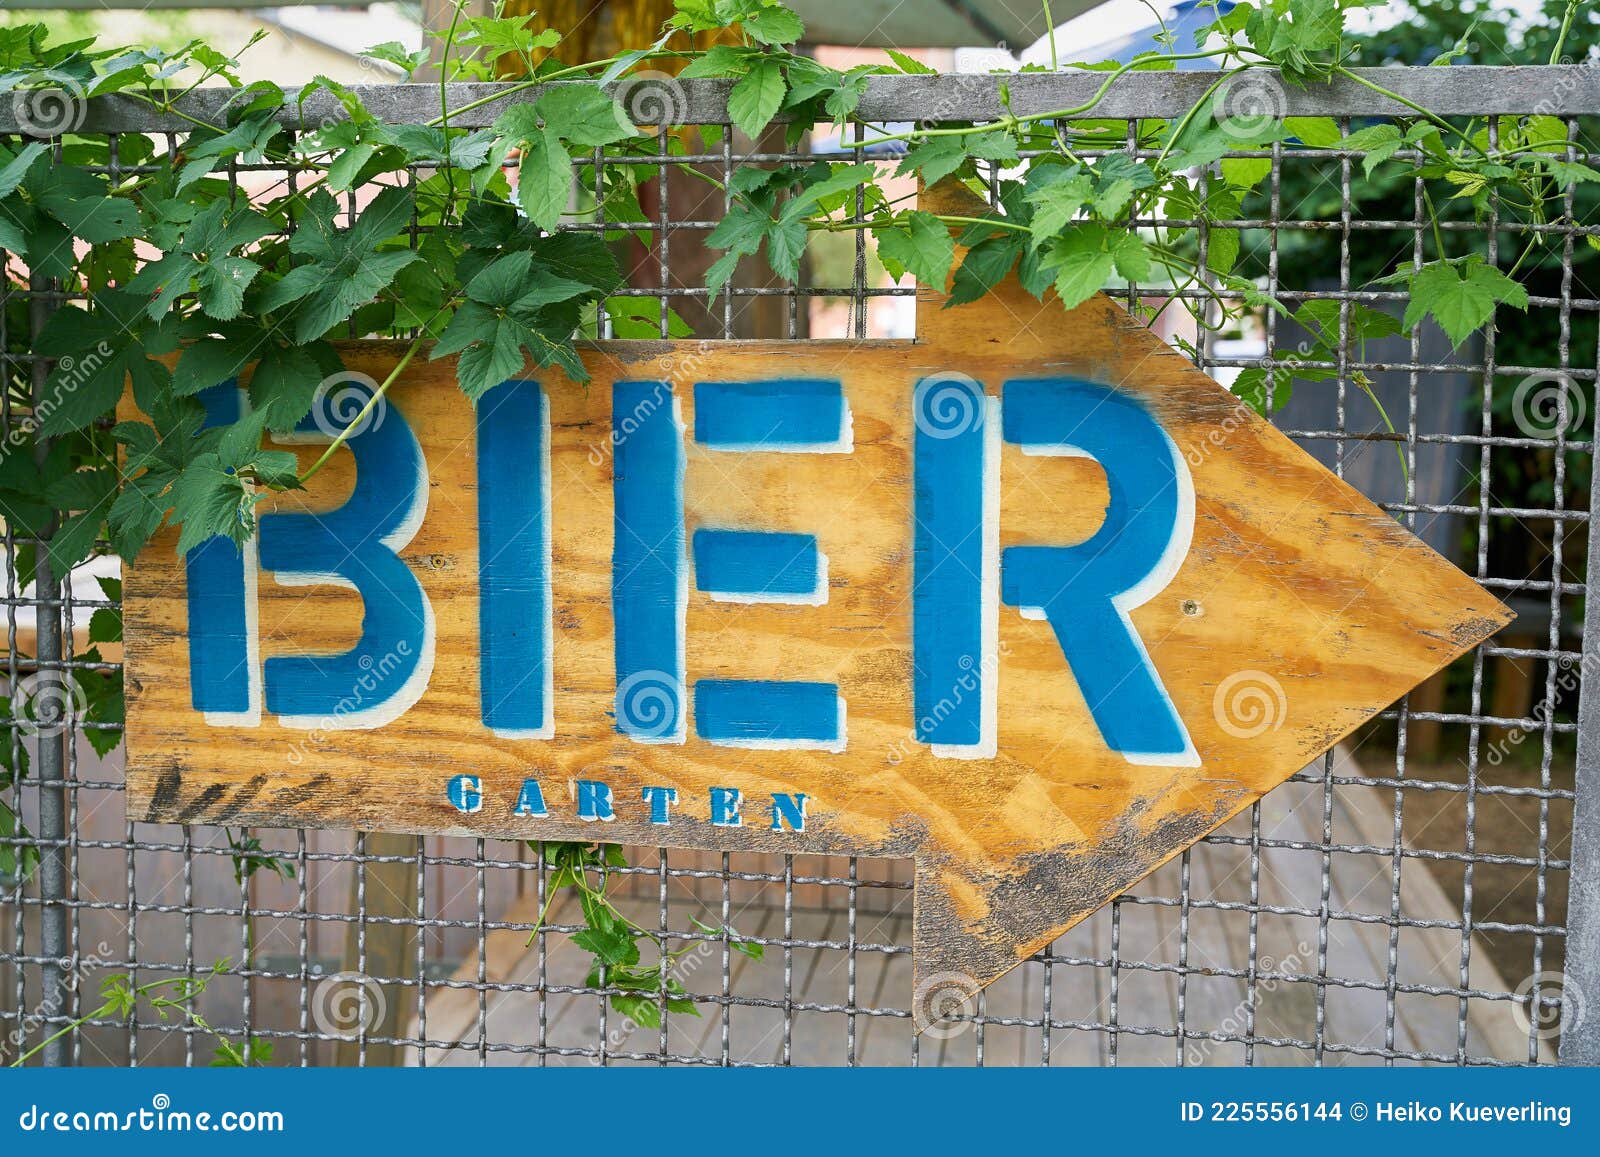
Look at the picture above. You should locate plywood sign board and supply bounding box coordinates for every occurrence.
[124,223,1509,1016]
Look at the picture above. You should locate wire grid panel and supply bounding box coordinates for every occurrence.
[0,72,1595,1067]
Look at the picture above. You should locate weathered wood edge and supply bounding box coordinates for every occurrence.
[910,606,1508,1023]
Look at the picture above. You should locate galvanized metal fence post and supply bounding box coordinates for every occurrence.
[1560,448,1600,1064]
[27,270,69,1067]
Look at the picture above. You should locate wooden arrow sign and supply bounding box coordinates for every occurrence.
[123,230,1509,1024]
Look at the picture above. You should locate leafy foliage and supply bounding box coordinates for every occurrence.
[528,842,761,1027]
[1225,0,1598,661]
[7,959,261,1066]
[1,0,1579,567]
[225,829,297,887]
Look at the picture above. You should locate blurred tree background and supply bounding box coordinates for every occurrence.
[1230,2,1596,980]
[1242,0,1599,602]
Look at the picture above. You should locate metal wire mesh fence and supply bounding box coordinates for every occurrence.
[2,67,1598,1067]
